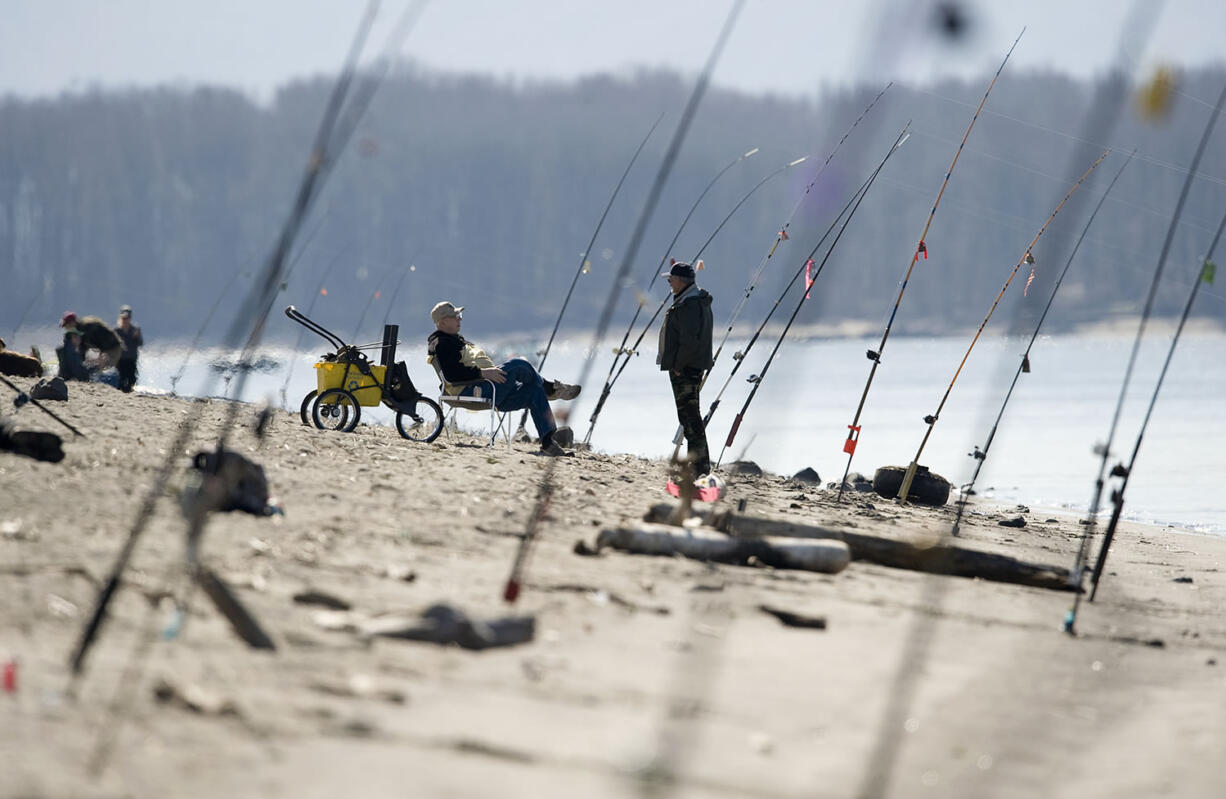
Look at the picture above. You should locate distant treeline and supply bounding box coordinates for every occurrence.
[2,62,1225,345]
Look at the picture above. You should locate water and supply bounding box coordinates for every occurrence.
[118,330,1225,535]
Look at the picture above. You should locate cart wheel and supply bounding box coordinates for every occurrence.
[312,388,360,432]
[395,397,444,443]
[299,390,317,426]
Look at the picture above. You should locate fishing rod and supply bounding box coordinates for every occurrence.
[503,0,746,604]
[894,149,1108,504]
[1088,213,1224,601]
[950,151,1135,536]
[835,29,1025,501]
[581,153,804,445]
[515,130,743,438]
[717,124,912,468]
[0,373,85,438]
[69,0,419,681]
[1074,82,1226,612]
[1063,83,1226,633]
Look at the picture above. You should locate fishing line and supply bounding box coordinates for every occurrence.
[707,84,892,374]
[703,126,911,440]
[582,153,806,445]
[172,203,332,396]
[951,150,1136,537]
[276,239,357,410]
[502,0,746,605]
[716,124,912,468]
[1072,81,1226,615]
[835,28,1025,501]
[893,150,1109,504]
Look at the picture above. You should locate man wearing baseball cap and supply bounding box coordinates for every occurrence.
[428,301,580,455]
[113,304,144,392]
[658,261,714,477]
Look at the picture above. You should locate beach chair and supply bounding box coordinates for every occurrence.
[428,356,507,447]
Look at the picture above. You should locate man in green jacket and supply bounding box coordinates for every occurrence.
[657,261,714,477]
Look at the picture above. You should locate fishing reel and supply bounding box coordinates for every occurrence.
[732,350,745,361]
[923,414,938,425]
[968,445,985,461]
[865,349,881,362]
[747,374,761,384]
[1109,462,1129,479]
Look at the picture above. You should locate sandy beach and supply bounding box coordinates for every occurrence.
[2,381,1224,798]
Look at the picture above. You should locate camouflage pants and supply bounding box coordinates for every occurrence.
[670,368,710,476]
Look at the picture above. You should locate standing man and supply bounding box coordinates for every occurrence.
[658,261,714,477]
[113,304,144,392]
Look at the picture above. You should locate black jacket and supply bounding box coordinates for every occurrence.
[659,287,713,373]
[427,329,482,383]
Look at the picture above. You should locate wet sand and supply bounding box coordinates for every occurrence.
[2,381,1223,798]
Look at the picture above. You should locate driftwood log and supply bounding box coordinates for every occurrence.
[644,503,1074,592]
[595,523,851,575]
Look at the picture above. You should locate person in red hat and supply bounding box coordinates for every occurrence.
[60,311,123,374]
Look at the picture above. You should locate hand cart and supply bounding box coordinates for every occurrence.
[283,305,443,442]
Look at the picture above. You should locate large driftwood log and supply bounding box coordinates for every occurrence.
[644,503,1074,592]
[595,523,851,574]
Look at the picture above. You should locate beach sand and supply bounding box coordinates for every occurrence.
[2,381,1224,798]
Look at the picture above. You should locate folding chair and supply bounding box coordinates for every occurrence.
[428,356,508,447]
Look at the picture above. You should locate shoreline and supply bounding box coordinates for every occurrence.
[4,382,1225,797]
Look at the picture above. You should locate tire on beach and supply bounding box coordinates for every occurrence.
[872,465,951,507]
[299,390,317,426]
[312,388,360,432]
[395,396,444,443]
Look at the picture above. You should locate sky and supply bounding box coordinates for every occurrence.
[2,1,1226,102]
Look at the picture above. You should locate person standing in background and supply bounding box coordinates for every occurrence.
[113,304,143,392]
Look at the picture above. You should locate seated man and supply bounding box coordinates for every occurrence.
[427,301,580,455]
[60,311,123,372]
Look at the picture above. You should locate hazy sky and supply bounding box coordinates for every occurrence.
[2,1,1225,101]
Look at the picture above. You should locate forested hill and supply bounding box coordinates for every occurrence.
[3,63,1225,345]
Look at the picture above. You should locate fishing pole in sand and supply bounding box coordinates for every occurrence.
[1087,210,1225,602]
[835,29,1024,501]
[503,0,746,604]
[893,149,1108,505]
[1068,83,1226,618]
[950,151,1135,537]
[581,152,805,446]
[0,373,85,438]
[514,126,739,438]
[69,0,423,682]
[716,123,912,468]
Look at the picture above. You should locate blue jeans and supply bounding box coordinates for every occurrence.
[459,358,556,440]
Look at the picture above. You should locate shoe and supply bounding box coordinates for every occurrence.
[552,426,574,447]
[540,440,573,457]
[546,381,581,401]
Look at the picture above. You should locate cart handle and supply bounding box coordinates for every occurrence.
[284,305,347,351]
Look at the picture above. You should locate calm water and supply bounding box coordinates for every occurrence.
[114,330,1225,536]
